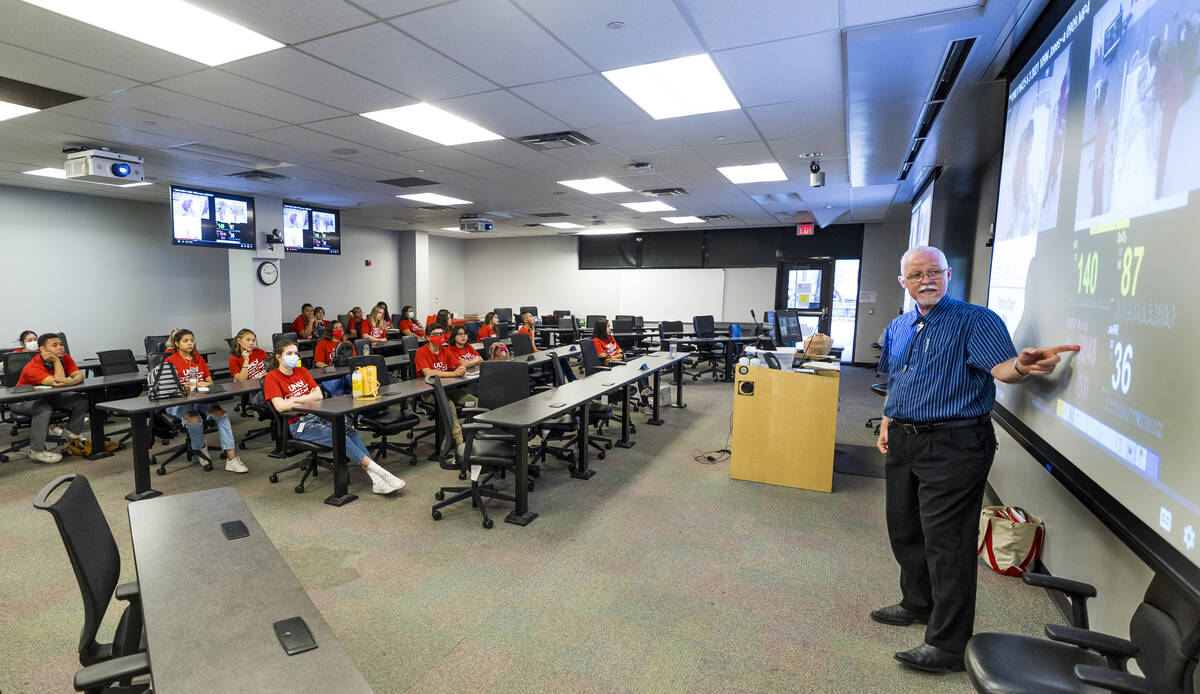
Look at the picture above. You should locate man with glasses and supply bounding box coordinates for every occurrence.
[871,245,1078,673]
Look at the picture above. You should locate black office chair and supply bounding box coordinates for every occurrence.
[529,352,579,470]
[480,336,498,360]
[263,383,335,494]
[236,394,275,449]
[966,572,1200,694]
[1,351,71,462]
[612,317,644,357]
[346,355,420,464]
[271,331,298,349]
[143,335,168,357]
[553,310,572,319]
[465,320,481,342]
[34,474,151,692]
[353,337,371,356]
[576,339,620,457]
[493,307,514,324]
[429,372,524,529]
[557,317,579,345]
[457,360,543,478]
[496,322,511,340]
[510,332,535,357]
[585,314,605,331]
[866,382,887,435]
[657,320,694,379]
[95,350,144,447]
[688,314,724,381]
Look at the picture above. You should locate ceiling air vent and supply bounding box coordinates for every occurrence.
[530,212,569,218]
[378,176,438,188]
[898,37,975,181]
[416,205,452,212]
[640,187,688,197]
[700,214,734,222]
[227,169,287,181]
[515,130,598,150]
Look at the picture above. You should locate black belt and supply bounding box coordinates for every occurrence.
[890,414,991,434]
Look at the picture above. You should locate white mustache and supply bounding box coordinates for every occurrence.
[919,284,938,293]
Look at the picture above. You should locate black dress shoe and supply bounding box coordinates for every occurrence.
[894,643,965,673]
[870,604,929,626]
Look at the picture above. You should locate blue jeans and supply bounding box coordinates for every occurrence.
[560,357,577,382]
[289,414,370,464]
[166,403,235,451]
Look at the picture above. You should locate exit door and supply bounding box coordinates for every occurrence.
[776,260,833,336]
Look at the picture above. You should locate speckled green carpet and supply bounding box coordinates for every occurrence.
[0,367,1059,692]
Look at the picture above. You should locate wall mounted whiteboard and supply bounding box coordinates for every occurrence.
[615,268,725,321]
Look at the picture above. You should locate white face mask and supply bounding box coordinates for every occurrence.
[407,311,414,319]
[282,354,301,369]
[24,340,37,350]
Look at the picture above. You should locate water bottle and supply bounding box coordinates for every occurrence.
[351,368,363,398]
[668,339,676,357]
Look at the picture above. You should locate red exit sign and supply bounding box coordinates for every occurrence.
[796,223,814,236]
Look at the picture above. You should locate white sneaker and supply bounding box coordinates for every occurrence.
[49,426,64,438]
[30,449,63,464]
[66,430,83,441]
[225,456,248,473]
[380,469,406,492]
[368,469,402,495]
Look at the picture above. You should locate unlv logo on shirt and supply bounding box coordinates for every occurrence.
[285,379,310,397]
[246,358,266,379]
[432,359,449,371]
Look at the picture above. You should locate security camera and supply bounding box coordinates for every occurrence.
[809,160,825,188]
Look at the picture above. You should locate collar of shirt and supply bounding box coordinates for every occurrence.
[907,295,954,327]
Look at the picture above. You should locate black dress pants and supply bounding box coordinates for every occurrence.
[884,419,996,652]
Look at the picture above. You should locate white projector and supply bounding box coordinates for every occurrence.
[459,216,494,232]
[64,149,144,184]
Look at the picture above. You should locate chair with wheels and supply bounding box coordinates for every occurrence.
[149,409,214,475]
[346,355,420,464]
[96,350,145,448]
[865,382,887,435]
[142,335,168,357]
[687,314,725,381]
[263,383,335,494]
[237,394,276,449]
[271,331,298,349]
[528,353,578,471]
[465,320,481,342]
[576,339,621,457]
[510,331,536,357]
[965,571,1200,694]
[429,372,525,529]
[34,474,150,692]
[2,351,72,462]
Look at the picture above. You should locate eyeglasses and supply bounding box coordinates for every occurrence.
[903,268,946,283]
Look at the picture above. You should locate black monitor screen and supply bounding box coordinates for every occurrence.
[775,309,805,346]
[170,185,255,250]
[283,202,341,255]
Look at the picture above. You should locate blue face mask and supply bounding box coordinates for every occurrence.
[282,354,301,369]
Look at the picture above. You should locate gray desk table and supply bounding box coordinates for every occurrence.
[128,487,372,694]
[668,335,758,381]
[77,350,216,375]
[0,369,147,462]
[472,352,689,526]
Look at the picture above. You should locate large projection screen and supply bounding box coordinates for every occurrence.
[989,0,1200,577]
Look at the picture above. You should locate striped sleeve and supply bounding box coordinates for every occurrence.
[877,319,895,374]
[965,308,1018,372]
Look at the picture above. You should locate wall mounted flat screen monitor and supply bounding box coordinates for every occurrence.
[282,202,341,255]
[774,309,805,346]
[988,0,1200,573]
[170,185,255,250]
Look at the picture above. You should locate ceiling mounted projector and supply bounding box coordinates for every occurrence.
[64,149,144,184]
[459,214,494,232]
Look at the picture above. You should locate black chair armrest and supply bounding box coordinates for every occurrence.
[474,431,516,441]
[1023,572,1097,598]
[1074,665,1178,694]
[74,652,151,692]
[1045,624,1137,668]
[594,365,612,371]
[114,581,140,603]
[460,407,489,417]
[461,422,496,433]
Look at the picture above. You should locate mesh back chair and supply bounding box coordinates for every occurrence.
[1,351,70,462]
[143,335,168,357]
[519,306,538,320]
[576,339,620,457]
[688,314,724,381]
[612,317,642,356]
[56,332,71,355]
[528,352,578,470]
[346,355,419,464]
[557,317,579,345]
[353,338,371,356]
[429,370,525,529]
[553,310,572,319]
[96,350,144,447]
[966,572,1200,694]
[496,322,511,340]
[34,474,151,691]
[480,337,498,360]
[510,332,535,357]
[614,314,635,324]
[399,335,421,379]
[263,381,334,494]
[658,321,693,365]
[465,321,481,342]
[271,332,298,350]
[493,307,514,324]
[585,314,605,330]
[634,316,645,328]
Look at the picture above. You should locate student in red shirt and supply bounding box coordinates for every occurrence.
[592,318,625,364]
[264,338,405,495]
[13,330,37,353]
[162,328,246,474]
[447,325,482,368]
[312,306,328,336]
[519,312,577,381]
[426,309,452,334]
[415,325,473,444]
[228,329,269,383]
[345,306,366,339]
[477,312,498,340]
[374,301,391,326]
[291,303,317,338]
[13,333,88,463]
[312,320,354,396]
[396,305,425,337]
[362,305,389,345]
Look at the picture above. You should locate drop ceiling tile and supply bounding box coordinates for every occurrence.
[662,110,762,148]
[309,158,404,181]
[580,121,686,155]
[0,43,137,98]
[843,0,983,27]
[189,0,373,43]
[157,70,348,123]
[392,0,590,86]
[223,49,410,113]
[100,85,285,133]
[511,74,649,129]
[350,0,450,17]
[192,134,333,165]
[455,139,560,168]
[14,111,185,149]
[746,100,845,140]
[678,0,840,50]
[0,2,203,82]
[624,148,711,173]
[513,0,702,71]
[851,183,901,205]
[433,89,569,139]
[300,24,496,100]
[542,143,623,161]
[713,32,843,107]
[252,126,384,158]
[766,132,848,162]
[49,99,230,143]
[304,115,437,152]
[403,146,497,172]
[692,140,775,166]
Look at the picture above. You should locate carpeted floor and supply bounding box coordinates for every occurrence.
[0,365,1060,693]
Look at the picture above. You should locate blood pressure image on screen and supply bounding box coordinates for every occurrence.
[990,0,1200,563]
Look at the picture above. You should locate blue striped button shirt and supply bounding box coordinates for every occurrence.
[879,296,1017,422]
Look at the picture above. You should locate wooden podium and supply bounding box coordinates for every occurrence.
[730,365,839,492]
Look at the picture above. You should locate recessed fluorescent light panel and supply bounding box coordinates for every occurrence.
[360,103,503,146]
[0,100,39,121]
[23,167,65,179]
[397,193,473,206]
[621,201,675,213]
[557,178,631,194]
[542,222,584,229]
[602,54,740,120]
[20,0,283,66]
[662,216,705,224]
[23,167,153,188]
[717,163,787,184]
[577,227,636,236]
